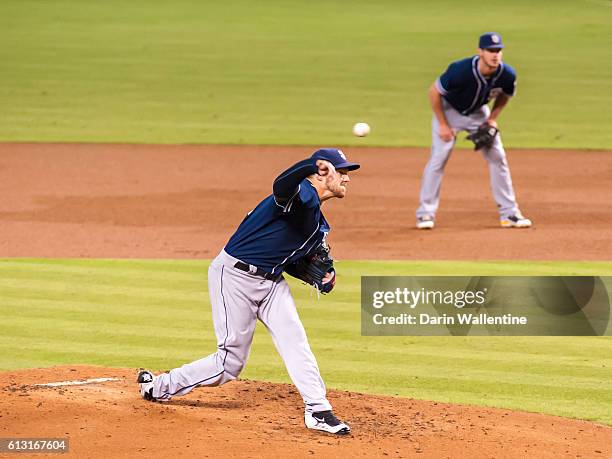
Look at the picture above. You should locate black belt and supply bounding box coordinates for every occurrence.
[234,261,281,281]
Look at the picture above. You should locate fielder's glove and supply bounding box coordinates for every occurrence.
[284,243,335,294]
[466,123,499,150]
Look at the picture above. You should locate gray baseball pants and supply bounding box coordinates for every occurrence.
[416,102,521,220]
[152,250,332,413]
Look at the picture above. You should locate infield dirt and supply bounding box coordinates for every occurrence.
[1,143,611,260]
[1,143,611,457]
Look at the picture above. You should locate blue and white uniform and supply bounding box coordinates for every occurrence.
[150,149,358,432]
[417,38,527,225]
[225,158,330,276]
[434,56,517,116]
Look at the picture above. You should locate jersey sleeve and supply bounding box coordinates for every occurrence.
[297,180,320,209]
[272,158,318,211]
[436,62,462,95]
[501,64,517,96]
[284,181,321,231]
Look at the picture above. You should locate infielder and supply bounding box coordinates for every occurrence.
[138,148,359,436]
[416,32,532,230]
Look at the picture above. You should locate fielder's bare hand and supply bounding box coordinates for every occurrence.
[438,123,456,142]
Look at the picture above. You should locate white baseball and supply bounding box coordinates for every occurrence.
[352,122,370,137]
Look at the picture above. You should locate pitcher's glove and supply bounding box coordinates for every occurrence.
[284,244,335,294]
[466,123,499,150]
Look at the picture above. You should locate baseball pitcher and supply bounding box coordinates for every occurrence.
[416,32,532,230]
[138,148,360,435]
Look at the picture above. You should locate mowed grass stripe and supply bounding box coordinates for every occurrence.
[0,259,207,278]
[311,337,612,386]
[339,261,612,276]
[0,287,207,316]
[1,258,611,425]
[0,278,207,304]
[0,313,210,340]
[321,368,609,402]
[334,337,612,361]
[317,355,608,391]
[0,333,211,356]
[0,266,208,288]
[0,346,211,370]
[322,345,611,379]
[2,296,207,322]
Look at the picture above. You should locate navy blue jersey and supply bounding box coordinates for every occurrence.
[225,159,329,275]
[435,56,517,115]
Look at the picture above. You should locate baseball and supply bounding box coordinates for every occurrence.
[352,122,370,137]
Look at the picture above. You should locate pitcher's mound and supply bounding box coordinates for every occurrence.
[0,365,609,458]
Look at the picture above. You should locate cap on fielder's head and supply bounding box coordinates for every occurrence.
[311,148,360,171]
[479,32,504,49]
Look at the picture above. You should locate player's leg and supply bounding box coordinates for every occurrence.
[258,279,330,411]
[416,113,456,227]
[482,134,517,214]
[257,279,350,434]
[149,254,260,400]
[482,136,531,227]
[469,107,531,227]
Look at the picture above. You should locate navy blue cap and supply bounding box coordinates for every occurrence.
[311,148,360,171]
[479,32,504,49]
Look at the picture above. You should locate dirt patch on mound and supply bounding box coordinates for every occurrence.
[0,143,611,259]
[0,366,610,458]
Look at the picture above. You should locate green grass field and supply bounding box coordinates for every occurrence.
[1,0,611,148]
[1,258,611,425]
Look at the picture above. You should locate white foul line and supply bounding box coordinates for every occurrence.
[35,377,120,387]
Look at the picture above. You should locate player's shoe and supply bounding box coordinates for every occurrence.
[500,214,532,228]
[136,369,158,402]
[416,215,435,229]
[304,410,351,435]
